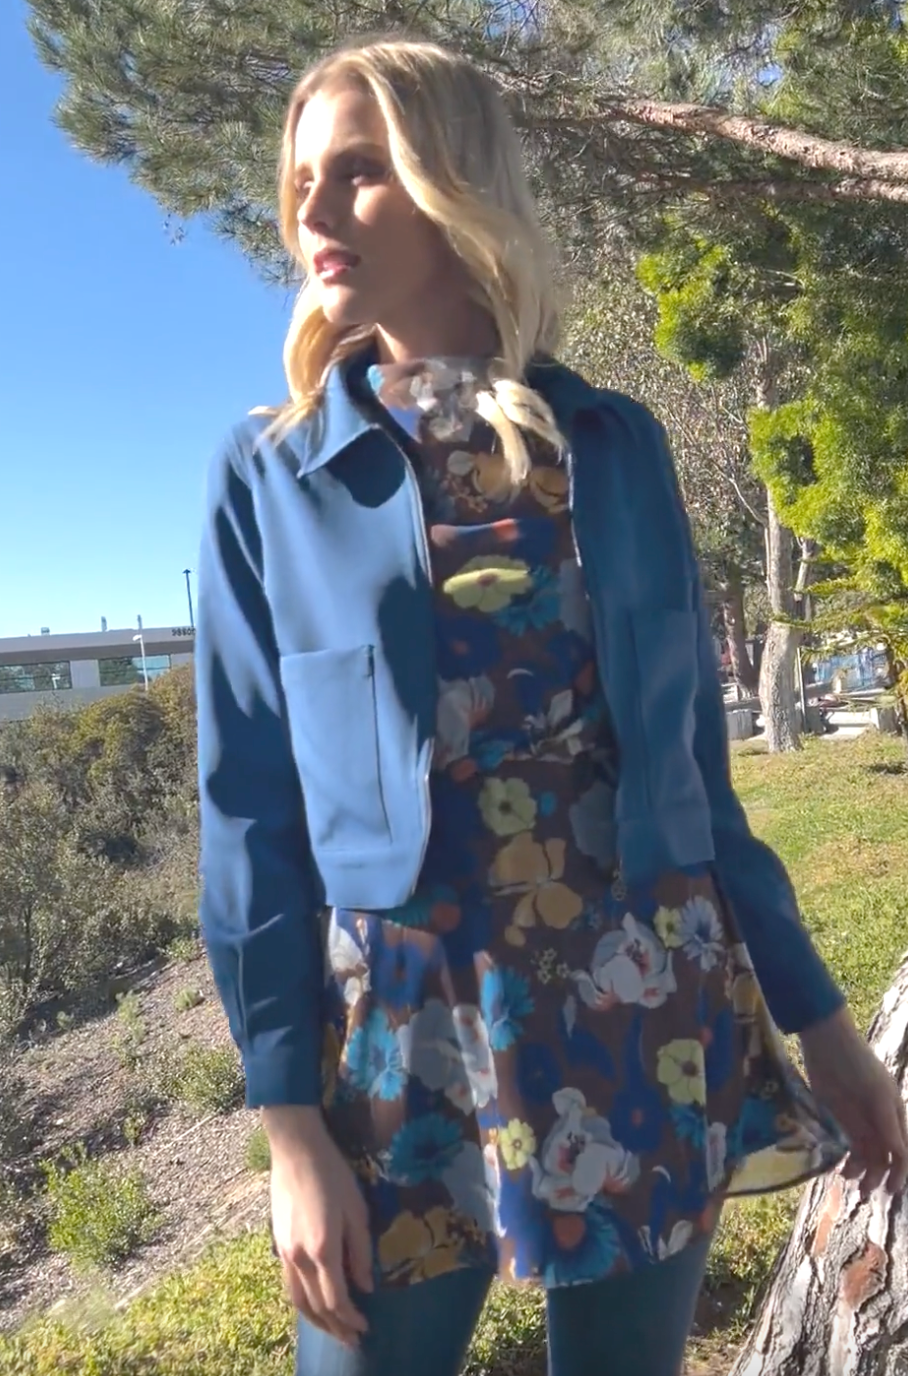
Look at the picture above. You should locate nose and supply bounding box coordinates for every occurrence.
[297,176,339,236]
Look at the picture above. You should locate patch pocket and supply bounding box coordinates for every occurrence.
[279,645,391,853]
[629,609,703,808]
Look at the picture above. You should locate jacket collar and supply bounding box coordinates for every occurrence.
[293,346,601,478]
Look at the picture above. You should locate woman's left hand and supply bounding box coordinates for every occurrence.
[800,1007,908,1200]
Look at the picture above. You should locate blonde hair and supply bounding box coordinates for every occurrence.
[273,37,563,486]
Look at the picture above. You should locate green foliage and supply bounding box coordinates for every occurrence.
[244,1126,272,1174]
[150,1043,245,1116]
[113,991,147,1071]
[173,986,204,1013]
[25,0,908,288]
[41,1143,160,1272]
[637,238,748,381]
[0,1040,31,1166]
[166,930,203,964]
[0,668,199,1035]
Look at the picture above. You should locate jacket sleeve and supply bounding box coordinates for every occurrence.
[195,430,325,1109]
[649,415,845,1034]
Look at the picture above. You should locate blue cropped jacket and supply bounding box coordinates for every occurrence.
[195,351,843,1109]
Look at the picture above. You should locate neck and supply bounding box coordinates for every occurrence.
[374,294,498,365]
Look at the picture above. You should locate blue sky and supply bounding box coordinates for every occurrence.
[1,0,295,638]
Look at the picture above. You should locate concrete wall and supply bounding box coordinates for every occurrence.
[0,684,143,722]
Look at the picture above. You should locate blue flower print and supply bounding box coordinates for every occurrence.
[434,613,501,679]
[543,1199,624,1287]
[442,1140,499,1232]
[704,1005,736,1091]
[728,1095,781,1159]
[472,731,523,771]
[493,567,560,634]
[670,1102,707,1148]
[480,967,534,1052]
[679,897,726,971]
[383,887,453,930]
[568,780,618,872]
[494,515,557,566]
[558,559,593,641]
[345,1010,406,1101]
[387,1114,464,1185]
[372,926,434,1009]
[516,1041,561,1105]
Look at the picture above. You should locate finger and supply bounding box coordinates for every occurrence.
[281,1257,331,1335]
[839,1152,865,1181]
[315,1249,368,1342]
[291,1249,352,1346]
[886,1107,908,1196]
[345,1205,375,1296]
[859,1160,887,1202]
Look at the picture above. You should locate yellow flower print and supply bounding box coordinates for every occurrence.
[448,448,509,499]
[479,778,537,836]
[378,1207,464,1283]
[443,555,532,613]
[490,831,584,931]
[528,464,569,512]
[657,1038,707,1107]
[654,906,685,950]
[499,1119,537,1171]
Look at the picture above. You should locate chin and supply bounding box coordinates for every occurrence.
[318,285,369,329]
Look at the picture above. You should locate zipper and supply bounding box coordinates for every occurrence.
[564,446,585,571]
[567,444,627,894]
[399,447,436,892]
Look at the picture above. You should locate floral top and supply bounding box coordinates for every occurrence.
[319,358,846,1290]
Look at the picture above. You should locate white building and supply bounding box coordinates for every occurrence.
[0,625,195,720]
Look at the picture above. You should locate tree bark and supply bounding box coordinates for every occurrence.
[754,352,802,753]
[730,955,908,1376]
[720,563,759,694]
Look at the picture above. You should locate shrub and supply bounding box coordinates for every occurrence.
[112,991,147,1071]
[0,1041,31,1164]
[173,987,204,1013]
[150,1044,244,1116]
[244,1126,271,1174]
[42,1143,160,1271]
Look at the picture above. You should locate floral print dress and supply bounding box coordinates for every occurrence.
[319,357,846,1290]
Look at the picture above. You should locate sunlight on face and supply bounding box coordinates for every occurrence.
[293,85,454,350]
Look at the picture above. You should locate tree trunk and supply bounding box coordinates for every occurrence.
[730,954,908,1376]
[759,497,802,751]
[755,348,802,753]
[720,563,759,693]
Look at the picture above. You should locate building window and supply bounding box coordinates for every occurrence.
[98,654,172,687]
[0,661,73,694]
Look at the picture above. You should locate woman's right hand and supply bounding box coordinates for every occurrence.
[263,1106,374,1348]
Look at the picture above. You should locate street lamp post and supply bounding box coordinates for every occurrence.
[183,569,195,631]
[133,633,149,691]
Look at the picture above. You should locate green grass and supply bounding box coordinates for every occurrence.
[2,733,906,1373]
[41,1144,161,1273]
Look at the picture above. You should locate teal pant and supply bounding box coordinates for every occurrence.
[295,1237,711,1376]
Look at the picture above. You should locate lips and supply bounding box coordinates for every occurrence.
[313,247,361,281]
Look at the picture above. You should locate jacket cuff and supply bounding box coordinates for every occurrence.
[242,1044,324,1110]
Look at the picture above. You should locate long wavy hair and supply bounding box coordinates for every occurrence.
[272,37,564,485]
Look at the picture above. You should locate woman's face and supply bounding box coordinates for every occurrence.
[292,83,466,358]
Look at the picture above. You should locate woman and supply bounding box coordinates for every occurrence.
[196,37,908,1376]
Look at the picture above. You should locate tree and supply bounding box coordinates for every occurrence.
[635,227,810,749]
[23,0,908,285]
[730,954,908,1376]
[562,264,765,690]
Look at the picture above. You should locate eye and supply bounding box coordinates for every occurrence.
[345,157,387,185]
